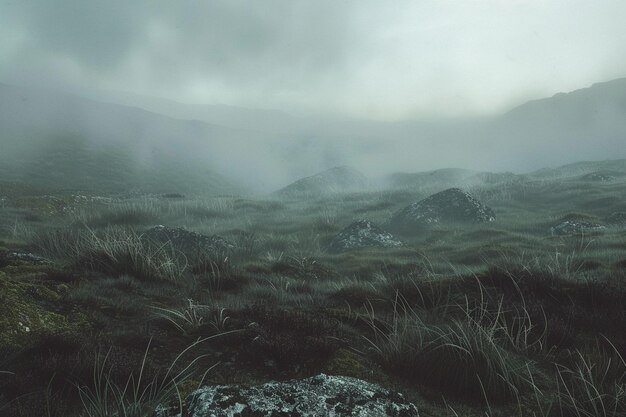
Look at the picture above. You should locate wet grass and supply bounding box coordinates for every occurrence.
[0,174,625,416]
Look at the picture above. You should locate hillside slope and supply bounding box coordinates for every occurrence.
[0,84,247,195]
[275,166,369,198]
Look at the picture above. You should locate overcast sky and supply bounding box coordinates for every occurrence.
[1,0,625,120]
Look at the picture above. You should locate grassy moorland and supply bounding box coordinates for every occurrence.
[0,167,625,417]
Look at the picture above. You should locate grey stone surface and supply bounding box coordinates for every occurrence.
[155,374,419,417]
[388,188,495,232]
[328,220,402,253]
[550,220,605,235]
[143,225,234,255]
[2,251,51,265]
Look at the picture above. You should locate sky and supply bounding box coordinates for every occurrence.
[1,0,625,120]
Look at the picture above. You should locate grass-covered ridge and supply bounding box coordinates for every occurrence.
[0,163,625,416]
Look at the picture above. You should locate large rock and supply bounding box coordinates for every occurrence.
[155,374,418,417]
[328,220,402,253]
[143,226,234,256]
[387,188,495,232]
[276,166,369,199]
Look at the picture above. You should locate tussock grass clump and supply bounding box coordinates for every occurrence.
[192,253,244,292]
[78,338,218,417]
[555,346,626,417]
[367,320,529,403]
[151,299,230,335]
[364,296,534,403]
[37,227,185,282]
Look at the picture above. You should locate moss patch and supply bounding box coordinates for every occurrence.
[0,273,87,351]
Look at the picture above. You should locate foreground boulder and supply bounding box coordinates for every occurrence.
[328,220,403,253]
[155,374,418,417]
[387,188,495,232]
[550,220,605,235]
[143,226,234,255]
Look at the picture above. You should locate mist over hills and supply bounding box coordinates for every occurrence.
[93,77,626,175]
[275,166,370,198]
[0,83,254,194]
[1,78,625,194]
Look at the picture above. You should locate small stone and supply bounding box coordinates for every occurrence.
[550,220,605,235]
[5,251,51,265]
[328,220,402,253]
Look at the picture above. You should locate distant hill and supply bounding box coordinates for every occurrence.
[369,78,626,176]
[386,158,626,192]
[275,166,369,198]
[506,78,626,122]
[1,77,625,194]
[91,78,626,181]
[83,89,303,135]
[0,84,248,195]
[488,78,626,170]
[529,159,626,179]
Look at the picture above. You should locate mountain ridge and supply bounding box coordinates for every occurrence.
[1,77,625,193]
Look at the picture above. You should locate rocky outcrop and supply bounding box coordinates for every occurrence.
[550,220,606,235]
[387,188,495,232]
[276,166,369,199]
[143,226,234,256]
[155,374,418,417]
[328,220,402,253]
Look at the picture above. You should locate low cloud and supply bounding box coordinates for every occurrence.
[1,0,625,119]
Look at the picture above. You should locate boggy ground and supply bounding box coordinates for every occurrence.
[0,174,625,417]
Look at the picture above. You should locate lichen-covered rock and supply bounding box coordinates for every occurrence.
[4,251,51,265]
[550,220,606,235]
[328,221,402,253]
[143,226,234,256]
[155,374,418,417]
[387,188,495,232]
